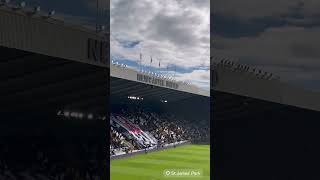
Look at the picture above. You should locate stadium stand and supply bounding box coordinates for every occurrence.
[110,54,210,158]
[110,96,210,156]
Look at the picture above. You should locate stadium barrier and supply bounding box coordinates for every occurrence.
[110,140,191,160]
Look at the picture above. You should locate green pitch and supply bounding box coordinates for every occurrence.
[111,144,210,180]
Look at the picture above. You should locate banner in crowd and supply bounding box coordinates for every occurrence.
[111,114,157,146]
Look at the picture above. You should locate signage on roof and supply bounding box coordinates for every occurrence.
[136,74,179,89]
[87,38,108,63]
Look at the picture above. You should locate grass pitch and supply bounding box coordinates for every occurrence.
[111,144,210,180]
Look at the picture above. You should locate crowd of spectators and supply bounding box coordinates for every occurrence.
[0,137,104,180]
[110,127,132,155]
[110,104,209,155]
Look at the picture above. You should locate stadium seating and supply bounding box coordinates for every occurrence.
[110,103,209,156]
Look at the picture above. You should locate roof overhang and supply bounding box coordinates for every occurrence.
[0,46,108,115]
[212,62,320,112]
[0,6,109,68]
[111,64,210,97]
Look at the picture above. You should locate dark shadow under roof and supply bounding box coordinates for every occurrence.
[0,46,108,115]
[111,77,199,103]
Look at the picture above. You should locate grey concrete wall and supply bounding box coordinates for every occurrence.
[0,7,108,67]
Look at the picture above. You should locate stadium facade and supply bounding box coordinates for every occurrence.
[0,4,109,113]
[111,63,209,99]
[0,5,108,67]
[0,5,109,179]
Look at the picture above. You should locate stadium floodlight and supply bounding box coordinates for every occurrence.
[19,1,25,8]
[48,10,55,17]
[33,5,40,13]
[0,0,10,6]
[64,111,70,117]
[11,1,25,10]
[56,110,62,116]
[99,25,106,32]
[78,113,84,119]
[70,112,77,118]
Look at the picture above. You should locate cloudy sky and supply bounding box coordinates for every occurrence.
[212,0,320,92]
[7,0,209,90]
[111,0,210,90]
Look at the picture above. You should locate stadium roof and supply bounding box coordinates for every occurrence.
[0,6,209,116]
[0,7,108,115]
[0,5,109,67]
[0,46,108,114]
[111,77,199,102]
[111,63,210,100]
[110,63,210,103]
[212,60,320,112]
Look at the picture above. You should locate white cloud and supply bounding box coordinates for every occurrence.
[111,0,210,90]
[175,70,210,89]
[159,69,210,90]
